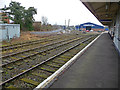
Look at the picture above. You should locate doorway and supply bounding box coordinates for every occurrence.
[86,26,91,31]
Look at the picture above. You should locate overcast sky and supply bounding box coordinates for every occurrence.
[0,0,103,26]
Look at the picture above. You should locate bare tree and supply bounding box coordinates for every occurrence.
[41,16,48,25]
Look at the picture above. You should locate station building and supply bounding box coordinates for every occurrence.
[0,13,10,24]
[75,22,104,31]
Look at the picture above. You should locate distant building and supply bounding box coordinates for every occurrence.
[61,25,66,30]
[33,21,42,26]
[0,13,10,24]
[0,24,20,41]
[104,26,109,31]
[75,25,80,30]
[33,21,42,31]
[75,22,104,31]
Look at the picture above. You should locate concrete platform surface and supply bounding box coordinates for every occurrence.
[50,33,119,88]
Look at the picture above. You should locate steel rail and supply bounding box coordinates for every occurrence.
[1,35,58,49]
[1,36,93,86]
[2,38,59,51]
[2,36,82,58]
[1,37,84,67]
[1,34,78,50]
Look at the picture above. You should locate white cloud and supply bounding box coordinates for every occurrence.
[0,0,103,26]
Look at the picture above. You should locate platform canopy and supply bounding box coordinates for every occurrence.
[80,0,120,26]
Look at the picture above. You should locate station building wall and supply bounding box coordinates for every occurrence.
[109,7,120,54]
[113,7,120,54]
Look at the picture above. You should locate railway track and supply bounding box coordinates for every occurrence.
[2,36,84,66]
[2,34,82,55]
[2,36,86,81]
[1,35,59,49]
[1,35,97,88]
[1,35,64,55]
[2,34,86,58]
[1,36,52,49]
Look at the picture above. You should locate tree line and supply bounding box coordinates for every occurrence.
[0,1,37,31]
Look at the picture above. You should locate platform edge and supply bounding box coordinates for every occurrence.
[34,32,103,89]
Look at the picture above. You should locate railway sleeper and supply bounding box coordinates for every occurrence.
[47,62,63,67]
[20,78,39,86]
[10,57,18,60]
[31,73,48,79]
[56,58,69,62]
[41,53,46,56]
[62,53,73,56]
[52,59,65,64]
[40,66,56,73]
[15,62,23,66]
[24,60,29,63]
[32,70,52,76]
[6,66,14,70]
[20,55,26,58]
[59,55,72,59]
[45,63,60,68]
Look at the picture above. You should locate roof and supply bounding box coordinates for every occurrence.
[80,22,103,26]
[80,1,120,26]
[79,22,104,29]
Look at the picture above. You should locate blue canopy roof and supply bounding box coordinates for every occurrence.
[79,22,104,29]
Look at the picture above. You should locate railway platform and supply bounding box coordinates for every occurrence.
[50,33,119,88]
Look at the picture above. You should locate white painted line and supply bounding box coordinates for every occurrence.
[34,33,103,89]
